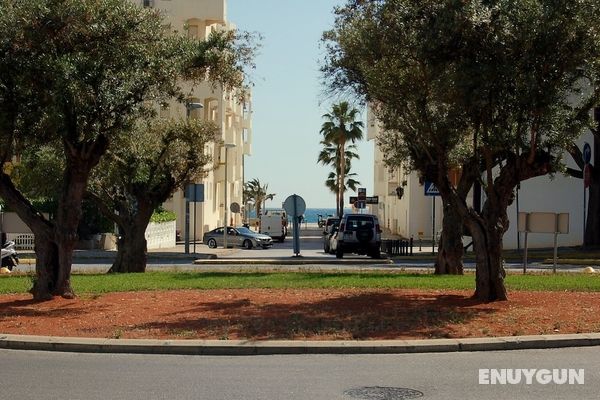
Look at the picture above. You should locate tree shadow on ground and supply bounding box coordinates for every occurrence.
[133,291,496,340]
[0,297,104,319]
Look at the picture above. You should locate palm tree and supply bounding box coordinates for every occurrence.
[318,141,361,216]
[325,170,361,203]
[243,178,275,223]
[319,102,364,216]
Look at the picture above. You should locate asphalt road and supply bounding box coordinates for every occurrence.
[14,231,587,273]
[1,347,599,400]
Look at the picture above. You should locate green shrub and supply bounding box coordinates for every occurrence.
[150,209,177,223]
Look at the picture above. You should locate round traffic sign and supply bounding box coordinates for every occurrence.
[230,202,240,213]
[583,142,592,164]
[283,194,306,217]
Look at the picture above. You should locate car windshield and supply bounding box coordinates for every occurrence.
[346,216,374,230]
[236,227,255,235]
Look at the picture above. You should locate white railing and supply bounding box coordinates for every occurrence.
[145,220,176,250]
[3,220,176,251]
[6,233,35,250]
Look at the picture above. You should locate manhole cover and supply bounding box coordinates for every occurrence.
[344,386,424,400]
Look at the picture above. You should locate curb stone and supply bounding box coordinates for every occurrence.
[193,258,394,266]
[1,333,600,356]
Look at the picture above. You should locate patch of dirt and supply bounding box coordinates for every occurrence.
[1,289,600,340]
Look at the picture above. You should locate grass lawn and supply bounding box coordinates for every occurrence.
[2,271,600,295]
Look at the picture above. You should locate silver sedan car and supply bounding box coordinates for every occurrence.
[203,226,273,249]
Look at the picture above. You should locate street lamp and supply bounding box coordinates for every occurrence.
[223,143,236,249]
[184,101,203,254]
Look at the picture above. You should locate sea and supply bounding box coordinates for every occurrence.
[249,208,352,223]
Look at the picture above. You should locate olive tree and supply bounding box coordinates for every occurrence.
[87,118,219,273]
[323,0,600,301]
[0,0,254,299]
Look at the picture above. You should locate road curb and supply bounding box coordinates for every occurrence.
[2,333,600,356]
[193,258,394,265]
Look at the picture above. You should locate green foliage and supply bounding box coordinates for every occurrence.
[88,117,219,236]
[323,0,600,173]
[0,0,257,228]
[79,199,114,237]
[150,209,177,224]
[9,145,64,200]
[243,178,275,217]
[93,117,219,199]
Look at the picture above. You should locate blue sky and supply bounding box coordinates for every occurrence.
[228,0,374,209]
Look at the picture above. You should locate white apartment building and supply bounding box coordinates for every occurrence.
[368,109,593,249]
[138,0,252,240]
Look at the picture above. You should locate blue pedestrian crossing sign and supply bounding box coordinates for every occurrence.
[424,181,440,196]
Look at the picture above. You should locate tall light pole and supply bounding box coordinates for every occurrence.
[184,101,203,254]
[223,143,236,249]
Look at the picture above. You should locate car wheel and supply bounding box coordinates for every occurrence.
[243,239,253,249]
[371,249,381,259]
[207,238,217,249]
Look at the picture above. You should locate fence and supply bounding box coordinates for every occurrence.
[381,238,413,256]
[145,220,176,250]
[3,221,175,251]
[6,233,35,250]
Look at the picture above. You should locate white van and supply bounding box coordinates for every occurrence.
[260,209,288,242]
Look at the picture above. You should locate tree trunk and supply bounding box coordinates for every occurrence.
[584,128,600,246]
[0,172,62,300]
[338,141,346,218]
[468,218,508,302]
[435,200,464,274]
[29,233,59,301]
[111,226,148,273]
[585,176,600,246]
[110,202,154,273]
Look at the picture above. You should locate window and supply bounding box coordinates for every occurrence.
[142,0,154,7]
[187,24,199,38]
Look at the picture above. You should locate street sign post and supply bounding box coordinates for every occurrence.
[184,184,205,254]
[283,194,306,257]
[424,181,440,253]
[230,202,240,214]
[424,181,440,196]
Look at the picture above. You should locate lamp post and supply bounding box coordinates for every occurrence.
[223,143,236,249]
[184,101,203,254]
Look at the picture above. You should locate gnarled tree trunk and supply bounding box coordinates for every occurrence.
[29,233,59,301]
[110,202,154,273]
[466,215,508,301]
[1,139,105,299]
[338,141,346,218]
[435,200,464,275]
